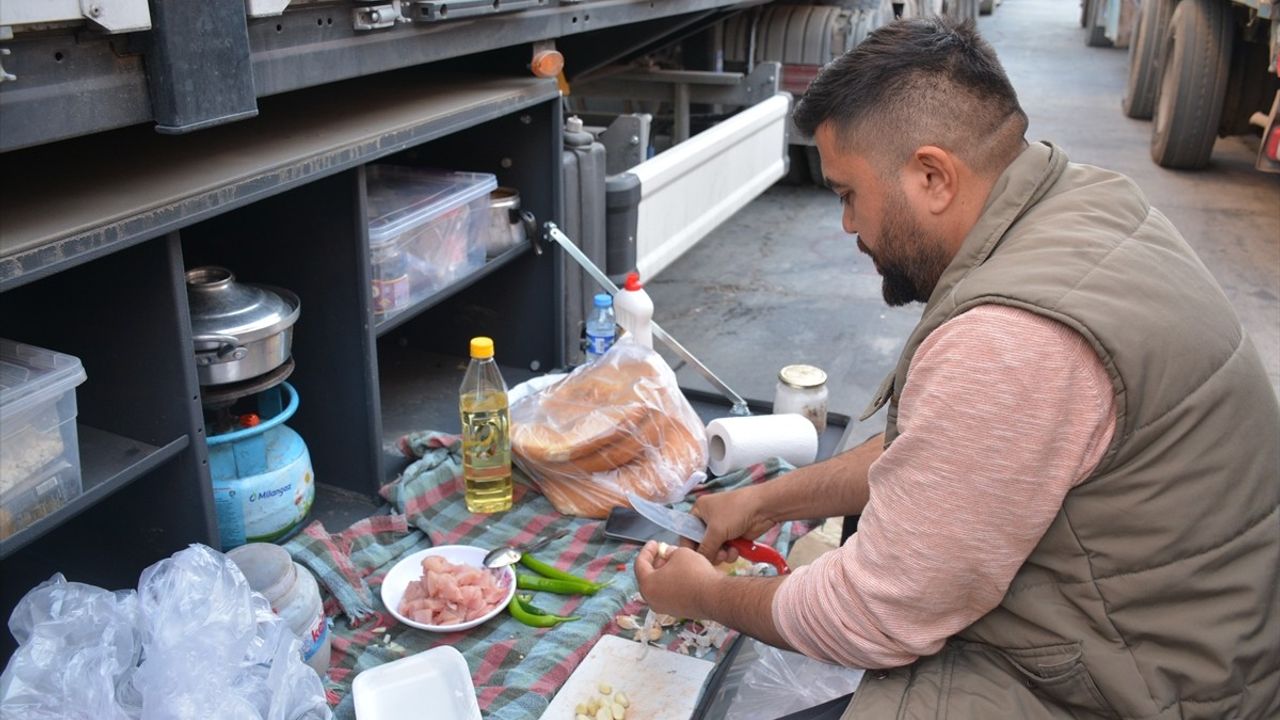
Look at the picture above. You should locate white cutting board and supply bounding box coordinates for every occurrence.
[539,635,714,720]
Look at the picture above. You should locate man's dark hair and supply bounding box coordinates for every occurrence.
[793,18,1028,176]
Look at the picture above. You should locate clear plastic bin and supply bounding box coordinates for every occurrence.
[1,339,87,540]
[366,166,497,320]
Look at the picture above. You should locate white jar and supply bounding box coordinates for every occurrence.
[774,364,829,435]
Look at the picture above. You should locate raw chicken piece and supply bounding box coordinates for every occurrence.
[397,554,508,627]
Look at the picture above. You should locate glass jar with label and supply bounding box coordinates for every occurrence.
[774,364,829,434]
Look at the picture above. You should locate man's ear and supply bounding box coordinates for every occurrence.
[904,146,960,216]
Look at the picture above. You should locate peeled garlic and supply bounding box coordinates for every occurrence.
[611,703,626,720]
[598,682,613,695]
[615,615,640,630]
[575,703,588,715]
[576,715,591,720]
[656,542,673,558]
[613,692,629,708]
[595,708,610,720]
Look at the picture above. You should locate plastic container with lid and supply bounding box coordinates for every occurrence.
[0,339,88,540]
[773,364,829,434]
[228,542,332,675]
[365,166,498,319]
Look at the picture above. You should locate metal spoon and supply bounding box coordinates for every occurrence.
[483,528,569,569]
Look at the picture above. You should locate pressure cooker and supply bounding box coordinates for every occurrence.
[186,266,301,386]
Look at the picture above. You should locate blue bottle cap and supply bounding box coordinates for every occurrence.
[593,293,613,308]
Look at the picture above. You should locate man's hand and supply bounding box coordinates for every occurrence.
[634,541,721,619]
[689,486,776,564]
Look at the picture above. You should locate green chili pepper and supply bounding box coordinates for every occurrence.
[516,573,602,595]
[507,595,578,627]
[518,555,608,591]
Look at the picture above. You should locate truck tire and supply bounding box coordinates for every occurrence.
[1086,0,1113,47]
[1123,0,1175,119]
[1150,0,1233,169]
[980,0,994,15]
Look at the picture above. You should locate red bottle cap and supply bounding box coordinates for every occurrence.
[624,271,643,291]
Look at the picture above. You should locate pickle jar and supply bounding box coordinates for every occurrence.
[774,364,829,434]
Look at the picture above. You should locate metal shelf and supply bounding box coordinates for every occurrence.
[0,426,190,560]
[0,73,559,291]
[374,243,534,337]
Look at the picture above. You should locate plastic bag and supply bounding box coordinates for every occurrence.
[724,639,865,720]
[0,544,331,720]
[511,339,708,518]
[0,574,141,719]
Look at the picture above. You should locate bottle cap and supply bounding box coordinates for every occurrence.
[470,337,495,359]
[624,271,643,291]
[593,293,613,308]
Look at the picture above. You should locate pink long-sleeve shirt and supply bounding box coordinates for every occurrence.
[772,304,1116,668]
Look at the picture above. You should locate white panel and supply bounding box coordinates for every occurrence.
[630,94,789,279]
[0,0,150,32]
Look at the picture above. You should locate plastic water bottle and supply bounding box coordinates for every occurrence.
[460,337,512,513]
[585,293,616,362]
[614,271,654,348]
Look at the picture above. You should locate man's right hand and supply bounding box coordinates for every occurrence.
[688,485,777,564]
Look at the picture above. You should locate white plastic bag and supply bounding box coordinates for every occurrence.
[0,575,141,719]
[0,544,331,720]
[725,640,865,720]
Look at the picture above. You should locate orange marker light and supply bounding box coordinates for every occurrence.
[531,49,564,78]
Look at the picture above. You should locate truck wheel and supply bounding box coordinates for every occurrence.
[979,0,994,15]
[1086,0,1113,47]
[1123,0,1175,119]
[1150,0,1232,169]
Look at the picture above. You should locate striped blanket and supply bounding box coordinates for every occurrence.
[287,430,807,719]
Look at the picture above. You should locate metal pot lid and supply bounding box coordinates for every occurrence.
[489,187,521,210]
[186,267,300,346]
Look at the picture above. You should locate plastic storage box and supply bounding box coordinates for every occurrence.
[365,166,497,320]
[0,339,88,541]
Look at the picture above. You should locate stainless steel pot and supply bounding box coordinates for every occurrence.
[186,266,301,386]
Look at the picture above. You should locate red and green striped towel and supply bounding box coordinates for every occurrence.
[289,430,809,719]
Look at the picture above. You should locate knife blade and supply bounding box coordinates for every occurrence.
[626,493,790,574]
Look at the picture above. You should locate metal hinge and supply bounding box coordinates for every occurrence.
[410,0,542,23]
[353,1,404,30]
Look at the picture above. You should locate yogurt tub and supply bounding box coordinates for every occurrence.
[228,543,331,674]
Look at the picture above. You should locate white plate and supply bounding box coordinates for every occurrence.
[352,645,482,720]
[381,545,515,633]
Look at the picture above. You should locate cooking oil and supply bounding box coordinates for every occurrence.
[460,337,512,513]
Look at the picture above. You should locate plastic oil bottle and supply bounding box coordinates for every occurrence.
[460,337,512,513]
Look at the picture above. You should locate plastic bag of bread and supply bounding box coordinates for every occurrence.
[511,339,708,519]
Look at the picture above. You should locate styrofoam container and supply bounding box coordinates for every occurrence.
[352,645,482,720]
[0,339,87,540]
[366,166,497,320]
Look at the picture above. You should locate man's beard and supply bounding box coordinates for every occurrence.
[859,192,952,307]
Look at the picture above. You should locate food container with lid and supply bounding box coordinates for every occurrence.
[186,267,301,386]
[773,364,829,434]
[0,339,87,541]
[365,166,497,320]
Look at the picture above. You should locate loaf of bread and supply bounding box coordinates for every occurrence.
[511,341,708,518]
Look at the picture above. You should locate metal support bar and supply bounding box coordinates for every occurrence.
[575,62,781,110]
[544,222,750,416]
[673,82,691,143]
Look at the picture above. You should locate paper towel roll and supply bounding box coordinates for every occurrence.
[706,414,819,476]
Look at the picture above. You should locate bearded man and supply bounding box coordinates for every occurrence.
[635,17,1280,719]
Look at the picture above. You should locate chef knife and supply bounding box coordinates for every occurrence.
[626,493,790,574]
